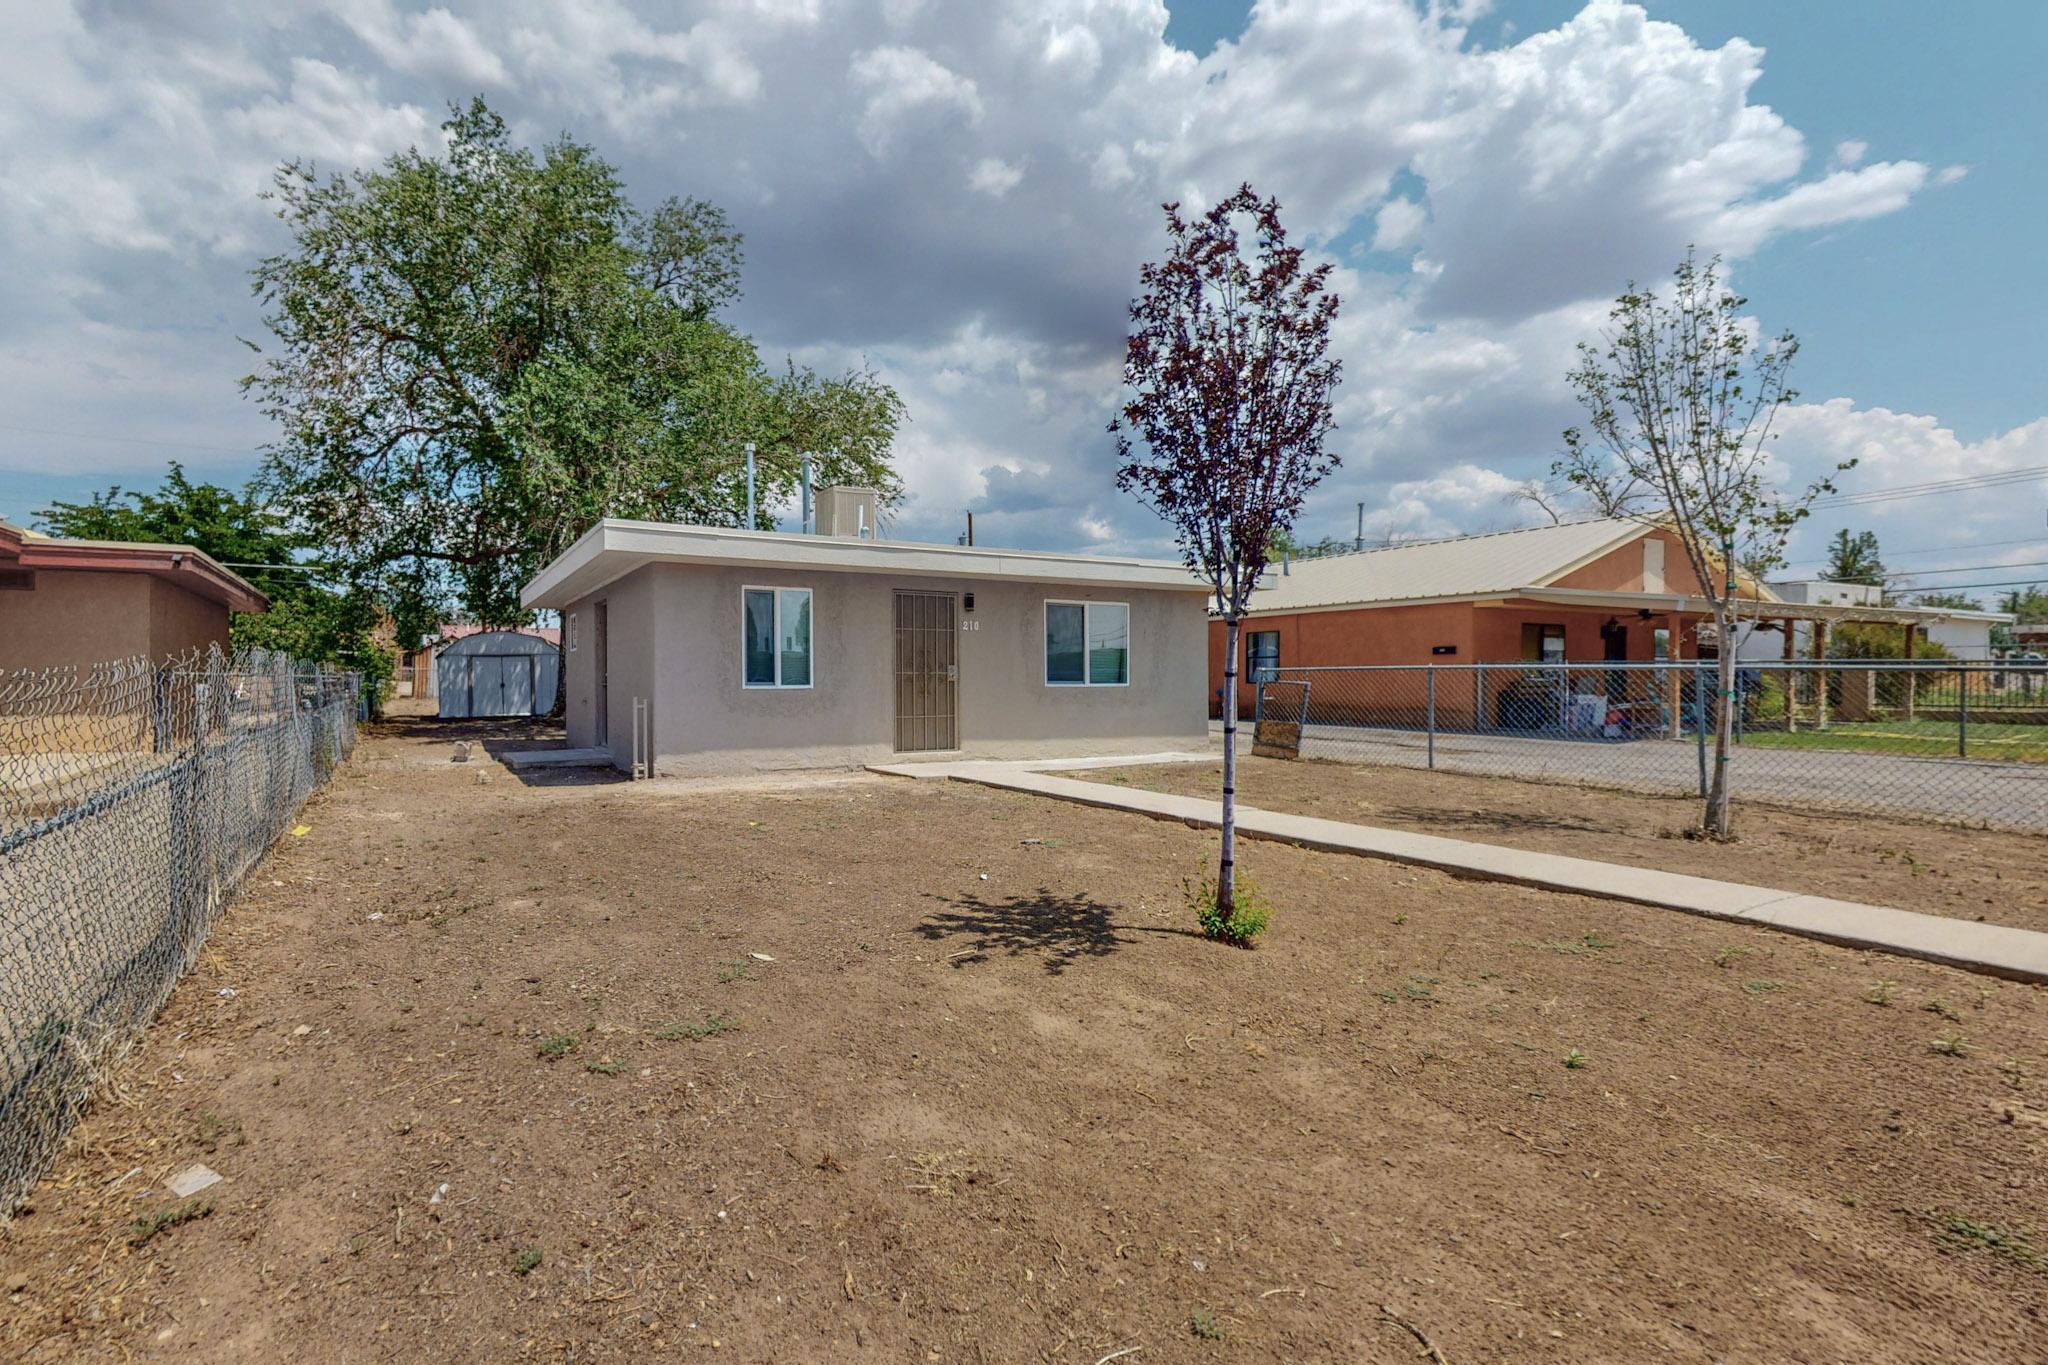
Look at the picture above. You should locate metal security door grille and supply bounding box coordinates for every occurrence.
[894,591,958,752]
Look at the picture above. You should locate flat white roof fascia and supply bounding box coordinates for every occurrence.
[521,519,1210,610]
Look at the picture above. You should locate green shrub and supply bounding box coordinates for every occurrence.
[1184,871,1274,947]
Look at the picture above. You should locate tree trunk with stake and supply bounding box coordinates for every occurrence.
[1555,250,1851,841]
[1110,185,1342,929]
[1218,614,1241,911]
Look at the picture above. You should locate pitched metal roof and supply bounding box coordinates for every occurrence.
[1249,519,1646,614]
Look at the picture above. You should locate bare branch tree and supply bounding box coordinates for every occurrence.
[1111,184,1341,925]
[1556,250,1850,838]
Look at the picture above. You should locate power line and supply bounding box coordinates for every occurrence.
[1891,558,2048,578]
[0,422,265,456]
[1886,577,2048,592]
[1780,535,2048,569]
[1808,465,2048,510]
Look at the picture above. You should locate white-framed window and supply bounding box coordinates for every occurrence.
[743,586,813,688]
[1045,600,1129,686]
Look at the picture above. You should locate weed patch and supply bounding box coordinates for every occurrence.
[1184,871,1274,948]
[129,1197,213,1248]
[195,1109,244,1152]
[1940,1218,2041,1271]
[1548,933,1615,956]
[654,1012,737,1041]
[536,1033,579,1060]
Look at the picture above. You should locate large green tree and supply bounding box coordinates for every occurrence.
[244,99,903,647]
[35,464,393,689]
[1997,585,2048,625]
[1822,528,1886,589]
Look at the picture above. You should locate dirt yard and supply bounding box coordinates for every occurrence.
[1076,756,2048,936]
[3,722,2044,1363]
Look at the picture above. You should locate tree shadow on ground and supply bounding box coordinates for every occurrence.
[1372,804,1607,836]
[917,888,1193,975]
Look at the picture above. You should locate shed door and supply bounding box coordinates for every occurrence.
[501,655,536,715]
[469,656,521,716]
[893,591,958,752]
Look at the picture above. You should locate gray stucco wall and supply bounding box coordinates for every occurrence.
[563,562,1207,774]
[563,568,658,760]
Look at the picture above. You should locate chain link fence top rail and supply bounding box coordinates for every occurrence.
[1,646,361,1213]
[1246,660,2048,833]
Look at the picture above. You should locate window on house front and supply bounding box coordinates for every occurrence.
[1246,630,1280,681]
[1045,601,1129,685]
[743,587,813,688]
[1520,622,1566,663]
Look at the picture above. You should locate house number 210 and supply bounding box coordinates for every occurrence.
[961,620,980,631]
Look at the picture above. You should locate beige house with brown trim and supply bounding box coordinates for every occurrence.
[0,520,268,672]
[520,493,1212,776]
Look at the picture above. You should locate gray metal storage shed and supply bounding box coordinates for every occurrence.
[435,629,559,718]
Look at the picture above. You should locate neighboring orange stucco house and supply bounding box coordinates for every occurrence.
[0,520,268,672]
[1208,518,1974,724]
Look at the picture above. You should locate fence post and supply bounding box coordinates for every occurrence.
[1694,665,1708,798]
[1474,662,1486,733]
[1426,666,1436,770]
[1958,665,1968,758]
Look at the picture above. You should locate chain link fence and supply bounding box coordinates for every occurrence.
[1,647,360,1212]
[1244,660,2048,832]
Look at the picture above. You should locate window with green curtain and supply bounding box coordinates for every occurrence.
[778,588,812,686]
[744,589,776,685]
[1045,602,1085,683]
[1087,602,1129,684]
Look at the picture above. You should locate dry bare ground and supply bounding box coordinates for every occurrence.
[1082,756,2048,935]
[2,720,2044,1363]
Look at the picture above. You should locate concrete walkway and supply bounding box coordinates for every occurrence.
[871,758,2048,985]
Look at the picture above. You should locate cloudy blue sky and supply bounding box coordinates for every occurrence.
[2,1,2042,598]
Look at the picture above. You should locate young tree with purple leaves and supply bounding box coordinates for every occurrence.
[1111,185,1342,933]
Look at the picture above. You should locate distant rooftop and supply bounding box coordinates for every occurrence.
[1253,519,1648,613]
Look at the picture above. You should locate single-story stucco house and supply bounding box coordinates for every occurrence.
[519,490,1212,775]
[0,519,268,672]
